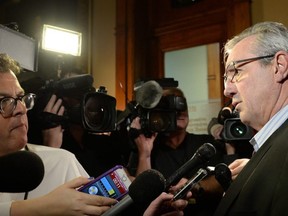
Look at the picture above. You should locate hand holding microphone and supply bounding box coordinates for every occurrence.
[173,168,208,200]
[103,143,216,216]
[102,169,166,216]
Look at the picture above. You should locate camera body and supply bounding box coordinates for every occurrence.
[33,74,117,132]
[137,95,187,137]
[221,118,254,141]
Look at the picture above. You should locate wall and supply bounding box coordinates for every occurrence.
[90,0,116,97]
[90,0,288,99]
[252,0,288,26]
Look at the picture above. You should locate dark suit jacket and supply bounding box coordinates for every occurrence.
[214,119,288,216]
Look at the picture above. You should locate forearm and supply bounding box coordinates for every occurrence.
[136,154,152,176]
[11,198,49,216]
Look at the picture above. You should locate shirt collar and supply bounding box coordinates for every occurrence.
[250,105,288,152]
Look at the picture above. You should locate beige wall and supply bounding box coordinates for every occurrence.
[90,0,116,97]
[252,0,288,26]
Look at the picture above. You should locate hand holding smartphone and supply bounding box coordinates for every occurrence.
[78,165,131,201]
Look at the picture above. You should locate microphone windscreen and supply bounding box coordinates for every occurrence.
[214,163,232,191]
[135,80,163,109]
[165,143,216,188]
[0,151,45,193]
[197,142,217,162]
[129,169,166,208]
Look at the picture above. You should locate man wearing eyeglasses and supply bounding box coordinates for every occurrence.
[214,21,288,215]
[0,53,189,216]
[0,53,118,215]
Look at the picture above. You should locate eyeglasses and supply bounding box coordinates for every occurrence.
[223,54,275,83]
[0,93,36,117]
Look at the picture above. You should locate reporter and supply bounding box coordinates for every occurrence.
[0,53,117,215]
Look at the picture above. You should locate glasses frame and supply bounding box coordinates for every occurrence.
[223,54,275,83]
[0,93,36,117]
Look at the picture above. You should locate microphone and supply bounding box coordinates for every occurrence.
[102,169,166,216]
[135,80,163,109]
[173,168,208,200]
[0,151,45,193]
[116,80,163,125]
[55,74,94,92]
[165,143,216,189]
[214,163,232,191]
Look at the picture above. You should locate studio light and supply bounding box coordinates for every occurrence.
[42,24,82,56]
[0,24,38,72]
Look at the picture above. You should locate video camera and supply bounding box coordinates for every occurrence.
[29,74,117,132]
[122,79,186,137]
[137,94,187,137]
[221,118,254,141]
[218,107,254,141]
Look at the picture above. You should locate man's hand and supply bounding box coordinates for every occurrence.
[11,177,118,216]
[229,158,249,180]
[143,192,189,216]
[42,94,65,148]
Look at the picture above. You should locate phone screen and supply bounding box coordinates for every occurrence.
[78,165,131,200]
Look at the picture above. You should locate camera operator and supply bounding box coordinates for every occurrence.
[127,86,232,216]
[26,67,131,178]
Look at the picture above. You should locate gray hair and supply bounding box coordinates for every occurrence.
[224,21,288,65]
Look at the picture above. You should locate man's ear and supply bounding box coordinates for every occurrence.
[274,51,288,82]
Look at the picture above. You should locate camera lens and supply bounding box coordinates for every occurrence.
[84,97,109,127]
[230,122,247,138]
[82,93,116,131]
[148,111,172,132]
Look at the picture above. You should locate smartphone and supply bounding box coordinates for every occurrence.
[78,165,131,201]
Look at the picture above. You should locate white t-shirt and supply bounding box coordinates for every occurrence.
[0,143,89,216]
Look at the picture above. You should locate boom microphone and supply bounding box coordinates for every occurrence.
[165,143,216,189]
[116,80,163,125]
[55,74,93,92]
[135,80,163,109]
[102,169,166,216]
[0,151,45,193]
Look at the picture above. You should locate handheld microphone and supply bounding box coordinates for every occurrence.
[214,163,232,191]
[0,151,45,193]
[165,143,216,189]
[135,80,163,109]
[173,168,208,200]
[102,169,166,216]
